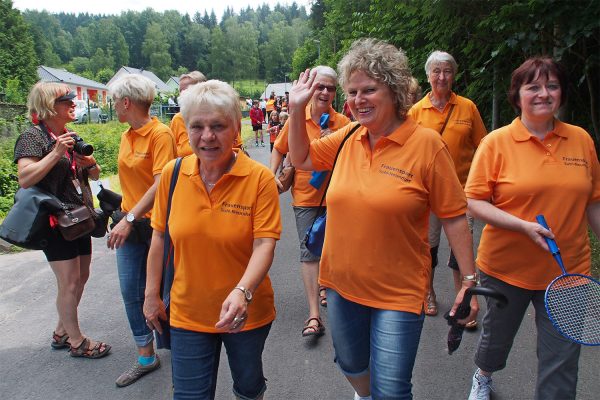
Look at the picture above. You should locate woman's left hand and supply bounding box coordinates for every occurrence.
[74,153,96,169]
[450,284,479,325]
[289,68,317,110]
[215,289,248,333]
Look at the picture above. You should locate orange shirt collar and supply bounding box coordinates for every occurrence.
[126,116,160,137]
[355,118,419,146]
[511,117,569,142]
[421,91,458,109]
[181,149,251,177]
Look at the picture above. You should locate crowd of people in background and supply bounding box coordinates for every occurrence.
[11,34,600,400]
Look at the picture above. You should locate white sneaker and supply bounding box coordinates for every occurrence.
[468,369,493,400]
[353,393,372,400]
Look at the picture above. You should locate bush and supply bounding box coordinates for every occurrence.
[69,121,126,176]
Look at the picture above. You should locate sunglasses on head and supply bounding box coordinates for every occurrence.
[55,92,76,102]
[316,84,336,92]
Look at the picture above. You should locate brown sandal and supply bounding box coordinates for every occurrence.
[51,331,70,350]
[302,317,325,337]
[424,292,438,316]
[319,286,327,307]
[69,337,111,359]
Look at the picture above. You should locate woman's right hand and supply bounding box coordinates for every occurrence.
[107,218,133,249]
[274,176,283,191]
[289,68,317,110]
[143,294,167,334]
[52,132,75,155]
[521,220,554,251]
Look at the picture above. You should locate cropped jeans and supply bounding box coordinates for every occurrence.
[327,289,425,400]
[116,240,154,347]
[170,324,271,400]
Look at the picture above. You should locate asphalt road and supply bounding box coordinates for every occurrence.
[0,142,598,400]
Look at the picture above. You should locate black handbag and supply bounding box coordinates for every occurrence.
[304,123,361,257]
[0,186,63,249]
[110,211,153,243]
[155,157,183,350]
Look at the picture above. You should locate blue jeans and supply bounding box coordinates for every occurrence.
[327,289,425,400]
[116,240,154,347]
[171,324,271,400]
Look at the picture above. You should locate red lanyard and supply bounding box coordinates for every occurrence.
[43,122,77,178]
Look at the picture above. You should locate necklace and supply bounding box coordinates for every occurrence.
[200,152,237,189]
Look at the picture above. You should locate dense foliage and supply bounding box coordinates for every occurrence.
[0,0,39,104]
[295,0,600,143]
[19,3,310,90]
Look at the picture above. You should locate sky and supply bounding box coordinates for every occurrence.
[12,0,313,19]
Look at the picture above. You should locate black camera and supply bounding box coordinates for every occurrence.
[72,135,94,156]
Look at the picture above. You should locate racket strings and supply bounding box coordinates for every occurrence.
[546,275,600,345]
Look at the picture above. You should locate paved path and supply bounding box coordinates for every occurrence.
[0,142,598,399]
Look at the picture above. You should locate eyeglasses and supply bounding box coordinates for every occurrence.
[316,84,336,93]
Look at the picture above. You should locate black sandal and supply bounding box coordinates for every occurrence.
[69,337,111,359]
[302,317,325,337]
[51,331,70,350]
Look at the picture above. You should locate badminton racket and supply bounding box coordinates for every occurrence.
[536,215,600,346]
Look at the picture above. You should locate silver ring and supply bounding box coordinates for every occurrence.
[233,317,241,322]
[107,234,111,239]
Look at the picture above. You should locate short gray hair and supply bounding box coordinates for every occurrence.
[424,51,458,76]
[109,74,156,109]
[338,38,412,120]
[312,65,338,83]
[179,71,207,84]
[179,80,241,132]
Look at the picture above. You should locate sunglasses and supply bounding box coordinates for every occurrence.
[316,84,336,92]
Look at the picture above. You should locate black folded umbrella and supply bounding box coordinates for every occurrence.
[444,286,508,354]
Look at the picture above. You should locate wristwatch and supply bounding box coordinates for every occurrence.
[234,286,253,304]
[462,272,479,284]
[126,212,136,223]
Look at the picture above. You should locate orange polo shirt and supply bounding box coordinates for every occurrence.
[274,105,350,206]
[170,112,243,157]
[266,99,275,112]
[465,118,600,290]
[310,119,467,314]
[118,117,176,216]
[408,91,487,186]
[151,150,281,333]
[169,112,193,157]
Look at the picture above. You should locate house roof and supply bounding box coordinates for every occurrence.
[167,76,180,85]
[260,82,292,99]
[110,66,171,92]
[38,66,108,90]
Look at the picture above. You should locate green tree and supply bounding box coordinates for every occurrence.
[95,68,115,84]
[142,22,173,81]
[0,0,38,102]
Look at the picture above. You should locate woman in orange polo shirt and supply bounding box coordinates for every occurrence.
[408,51,487,321]
[465,57,600,400]
[170,71,207,157]
[270,65,350,338]
[288,38,479,400]
[107,74,176,387]
[144,80,281,400]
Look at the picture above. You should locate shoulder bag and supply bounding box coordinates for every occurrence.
[0,186,63,249]
[155,157,183,350]
[304,123,361,257]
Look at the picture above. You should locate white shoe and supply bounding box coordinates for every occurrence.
[468,369,493,400]
[354,393,372,400]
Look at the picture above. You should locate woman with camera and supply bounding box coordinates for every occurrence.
[14,82,110,359]
[107,74,176,387]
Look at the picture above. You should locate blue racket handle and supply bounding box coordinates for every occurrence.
[535,215,560,255]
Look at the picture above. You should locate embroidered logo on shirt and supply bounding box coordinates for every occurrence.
[454,119,472,126]
[379,163,414,183]
[562,157,588,167]
[221,202,252,217]
[134,151,150,158]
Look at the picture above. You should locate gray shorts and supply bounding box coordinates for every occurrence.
[475,271,580,399]
[292,206,324,262]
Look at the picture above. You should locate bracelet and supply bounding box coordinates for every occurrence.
[462,272,479,283]
[85,163,98,170]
